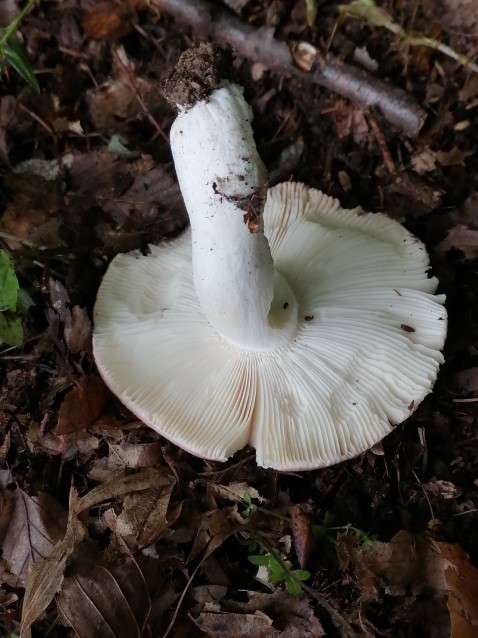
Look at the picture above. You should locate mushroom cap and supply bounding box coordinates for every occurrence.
[93,183,447,470]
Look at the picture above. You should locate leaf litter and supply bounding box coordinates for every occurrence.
[0,0,478,636]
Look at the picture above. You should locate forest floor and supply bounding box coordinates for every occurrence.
[1,1,478,636]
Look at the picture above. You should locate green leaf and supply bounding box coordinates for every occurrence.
[248,554,270,567]
[0,312,23,346]
[268,562,287,583]
[285,577,302,596]
[3,39,40,93]
[16,287,34,314]
[292,569,311,581]
[0,250,19,311]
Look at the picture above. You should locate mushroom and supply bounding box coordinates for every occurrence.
[93,45,447,471]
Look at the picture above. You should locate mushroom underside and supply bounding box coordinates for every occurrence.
[93,183,447,470]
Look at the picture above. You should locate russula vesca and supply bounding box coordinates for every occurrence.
[93,44,447,471]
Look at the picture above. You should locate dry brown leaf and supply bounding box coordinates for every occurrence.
[80,0,139,39]
[27,421,79,460]
[114,478,180,549]
[0,171,65,250]
[57,553,150,638]
[56,375,106,436]
[67,151,187,241]
[200,590,325,637]
[189,585,228,604]
[73,468,169,515]
[435,542,478,638]
[0,489,68,588]
[290,504,314,569]
[192,611,277,637]
[337,530,447,601]
[338,530,478,634]
[20,515,85,638]
[87,454,127,482]
[207,481,266,503]
[333,98,370,143]
[110,440,163,468]
[64,305,92,355]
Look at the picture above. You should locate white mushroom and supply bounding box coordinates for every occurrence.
[93,46,447,471]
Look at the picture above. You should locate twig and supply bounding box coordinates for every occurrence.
[151,0,426,137]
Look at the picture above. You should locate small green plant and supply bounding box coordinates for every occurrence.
[0,0,39,92]
[241,492,291,523]
[241,493,376,548]
[312,512,377,548]
[240,534,311,596]
[0,249,32,347]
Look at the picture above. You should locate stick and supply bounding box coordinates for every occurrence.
[152,0,426,137]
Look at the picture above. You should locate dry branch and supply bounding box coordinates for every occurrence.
[152,0,426,137]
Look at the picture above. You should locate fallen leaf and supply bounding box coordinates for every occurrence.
[57,553,150,638]
[192,610,277,637]
[20,514,85,638]
[64,305,92,355]
[290,504,314,569]
[114,477,180,549]
[337,531,478,634]
[0,489,68,588]
[332,98,369,143]
[195,590,325,637]
[435,542,478,638]
[80,0,139,39]
[208,481,266,503]
[56,375,106,435]
[109,439,163,468]
[73,468,167,515]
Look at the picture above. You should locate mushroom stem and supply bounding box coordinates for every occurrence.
[170,83,299,350]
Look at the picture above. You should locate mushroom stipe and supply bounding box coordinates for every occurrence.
[93,45,447,471]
